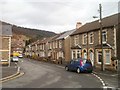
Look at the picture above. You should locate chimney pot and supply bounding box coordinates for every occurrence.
[76,22,82,29]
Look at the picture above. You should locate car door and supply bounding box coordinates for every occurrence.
[69,60,75,70]
[72,61,78,70]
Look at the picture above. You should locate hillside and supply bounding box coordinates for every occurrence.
[1,21,57,50]
[1,21,56,39]
[12,25,56,39]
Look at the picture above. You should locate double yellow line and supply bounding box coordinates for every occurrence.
[0,72,24,83]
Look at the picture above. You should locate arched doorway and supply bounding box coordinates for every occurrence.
[89,49,94,66]
[83,49,87,59]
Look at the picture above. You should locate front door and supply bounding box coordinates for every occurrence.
[84,52,87,59]
[97,51,102,64]
[90,51,94,66]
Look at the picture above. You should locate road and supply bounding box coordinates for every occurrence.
[2,58,103,88]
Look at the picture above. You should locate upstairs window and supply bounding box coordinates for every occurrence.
[89,32,94,44]
[53,42,55,49]
[83,34,87,44]
[74,35,79,46]
[59,40,62,48]
[55,41,58,48]
[102,31,107,44]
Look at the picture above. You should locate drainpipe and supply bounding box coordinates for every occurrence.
[87,32,89,60]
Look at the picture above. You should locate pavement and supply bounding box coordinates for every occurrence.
[92,68,118,88]
[0,62,18,79]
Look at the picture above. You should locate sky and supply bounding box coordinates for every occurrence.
[0,0,119,33]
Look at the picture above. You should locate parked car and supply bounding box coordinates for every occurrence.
[11,56,19,62]
[18,54,23,58]
[65,58,93,73]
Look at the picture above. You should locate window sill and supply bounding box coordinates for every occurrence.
[102,42,107,44]
[82,44,87,45]
[97,62,101,64]
[105,63,111,65]
[89,43,94,45]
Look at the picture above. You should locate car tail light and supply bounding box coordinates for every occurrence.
[80,60,82,66]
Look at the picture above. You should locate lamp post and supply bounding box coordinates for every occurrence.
[99,4,104,71]
[93,4,104,71]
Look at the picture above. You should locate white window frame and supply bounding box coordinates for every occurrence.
[89,32,94,44]
[105,49,111,64]
[72,50,76,59]
[55,41,58,48]
[102,30,107,44]
[74,35,79,46]
[59,40,62,48]
[82,34,87,45]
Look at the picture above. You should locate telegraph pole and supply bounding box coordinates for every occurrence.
[99,4,104,71]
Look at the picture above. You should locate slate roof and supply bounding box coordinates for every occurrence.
[0,21,12,36]
[71,13,119,36]
[48,32,65,42]
[38,37,53,44]
[56,29,75,40]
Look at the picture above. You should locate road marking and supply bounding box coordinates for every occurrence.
[92,73,106,87]
[1,72,24,83]
[111,74,118,76]
[0,72,19,81]
[103,86,120,90]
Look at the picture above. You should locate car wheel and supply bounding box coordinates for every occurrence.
[77,68,80,73]
[65,66,69,71]
[88,70,92,73]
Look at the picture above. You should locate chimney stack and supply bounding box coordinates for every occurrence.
[76,22,82,29]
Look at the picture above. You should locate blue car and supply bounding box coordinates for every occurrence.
[65,58,93,73]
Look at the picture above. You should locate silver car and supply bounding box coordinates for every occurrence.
[12,57,19,62]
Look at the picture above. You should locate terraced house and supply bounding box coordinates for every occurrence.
[70,13,118,71]
[47,30,76,64]
[47,34,63,62]
[36,38,52,60]
[25,37,54,60]
[0,22,12,65]
[25,44,32,57]
[55,30,75,64]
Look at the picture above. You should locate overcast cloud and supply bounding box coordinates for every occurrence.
[0,0,119,33]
